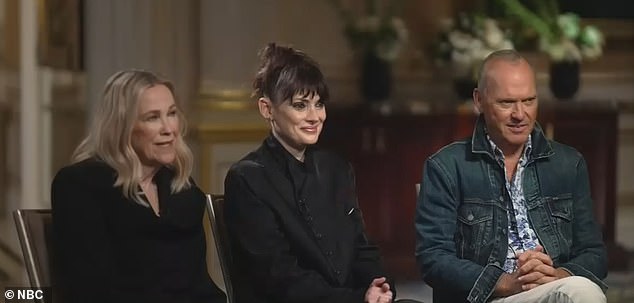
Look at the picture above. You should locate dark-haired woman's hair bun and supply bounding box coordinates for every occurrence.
[252,42,329,105]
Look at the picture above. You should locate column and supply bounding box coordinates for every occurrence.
[19,0,41,209]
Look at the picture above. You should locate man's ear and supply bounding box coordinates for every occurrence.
[473,88,483,114]
[258,97,273,120]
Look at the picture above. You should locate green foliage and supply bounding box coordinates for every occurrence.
[494,0,604,61]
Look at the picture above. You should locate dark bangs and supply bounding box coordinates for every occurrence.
[270,61,329,104]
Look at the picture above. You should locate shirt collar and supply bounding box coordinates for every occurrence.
[486,132,532,166]
[264,134,312,172]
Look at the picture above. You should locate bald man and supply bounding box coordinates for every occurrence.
[415,50,607,303]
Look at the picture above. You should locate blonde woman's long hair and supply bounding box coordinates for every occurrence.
[72,69,193,206]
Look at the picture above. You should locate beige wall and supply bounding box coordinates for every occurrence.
[199,0,351,101]
[0,0,632,287]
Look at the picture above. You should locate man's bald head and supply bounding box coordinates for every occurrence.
[477,49,534,96]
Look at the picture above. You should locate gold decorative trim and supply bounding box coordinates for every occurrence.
[192,122,269,193]
[199,89,251,100]
[618,193,634,206]
[192,123,269,142]
[196,88,254,112]
[195,100,254,112]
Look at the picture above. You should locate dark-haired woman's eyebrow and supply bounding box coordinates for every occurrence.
[292,96,312,102]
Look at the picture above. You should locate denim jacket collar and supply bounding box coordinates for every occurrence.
[470,114,554,161]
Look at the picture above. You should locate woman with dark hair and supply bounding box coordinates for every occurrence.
[224,43,395,303]
[51,70,226,303]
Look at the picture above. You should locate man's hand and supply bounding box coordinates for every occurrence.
[364,277,393,303]
[493,271,524,297]
[516,246,571,290]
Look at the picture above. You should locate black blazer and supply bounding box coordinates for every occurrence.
[224,136,391,303]
[51,159,226,303]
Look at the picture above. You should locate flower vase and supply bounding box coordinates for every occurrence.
[549,61,580,100]
[361,52,392,103]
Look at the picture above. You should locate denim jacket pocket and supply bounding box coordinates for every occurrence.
[457,200,494,260]
[546,193,574,252]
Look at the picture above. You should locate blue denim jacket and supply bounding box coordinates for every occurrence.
[415,115,607,303]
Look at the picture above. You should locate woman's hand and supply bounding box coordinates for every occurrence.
[364,277,393,303]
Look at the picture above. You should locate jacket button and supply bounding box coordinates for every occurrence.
[498,195,504,201]
[315,233,323,239]
[335,269,341,275]
[467,214,474,221]
[326,250,333,256]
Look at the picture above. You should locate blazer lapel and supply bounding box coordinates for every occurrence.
[257,145,298,213]
[154,167,204,229]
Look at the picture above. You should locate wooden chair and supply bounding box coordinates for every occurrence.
[205,194,235,303]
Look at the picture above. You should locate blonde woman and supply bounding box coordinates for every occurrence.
[51,70,226,303]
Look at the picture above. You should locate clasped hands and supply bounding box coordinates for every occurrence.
[365,277,393,303]
[495,245,571,297]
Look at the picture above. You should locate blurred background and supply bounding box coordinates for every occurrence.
[0,0,632,301]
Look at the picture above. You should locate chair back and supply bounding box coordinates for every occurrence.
[206,194,235,303]
[13,209,53,290]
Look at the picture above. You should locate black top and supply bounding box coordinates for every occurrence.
[224,135,392,303]
[51,159,226,303]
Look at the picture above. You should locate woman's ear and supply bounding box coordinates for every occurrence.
[258,97,273,120]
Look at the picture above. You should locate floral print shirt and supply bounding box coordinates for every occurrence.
[488,134,541,273]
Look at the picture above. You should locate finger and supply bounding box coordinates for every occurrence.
[531,264,558,277]
[521,263,558,278]
[516,249,538,263]
[371,277,387,286]
[519,266,561,284]
[517,250,535,265]
[518,271,546,283]
[518,259,544,275]
[381,283,391,292]
[521,276,558,290]
[521,283,540,291]
[518,250,553,267]
[533,252,553,266]
[533,275,557,285]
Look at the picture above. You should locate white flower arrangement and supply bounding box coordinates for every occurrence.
[497,0,604,62]
[327,0,409,62]
[435,13,514,79]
